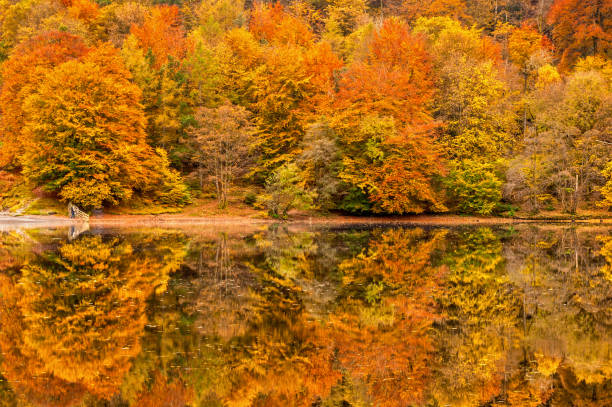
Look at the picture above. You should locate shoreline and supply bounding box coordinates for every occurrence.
[1,213,611,229]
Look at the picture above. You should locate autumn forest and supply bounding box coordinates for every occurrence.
[0,0,610,217]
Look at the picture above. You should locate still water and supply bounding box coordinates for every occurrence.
[0,223,611,406]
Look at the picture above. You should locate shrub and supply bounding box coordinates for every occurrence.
[257,163,314,219]
[444,159,505,215]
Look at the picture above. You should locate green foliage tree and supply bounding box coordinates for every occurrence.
[258,163,314,219]
[444,159,505,215]
[121,35,195,167]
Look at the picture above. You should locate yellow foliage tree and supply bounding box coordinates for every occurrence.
[21,43,189,209]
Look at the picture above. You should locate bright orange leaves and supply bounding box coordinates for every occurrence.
[332,228,447,405]
[130,5,187,68]
[332,18,446,214]
[335,17,435,126]
[249,1,313,46]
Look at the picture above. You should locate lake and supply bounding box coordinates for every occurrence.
[0,223,611,406]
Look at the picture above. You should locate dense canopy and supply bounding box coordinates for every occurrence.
[0,0,610,215]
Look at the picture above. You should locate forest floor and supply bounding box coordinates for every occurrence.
[4,183,611,227]
[2,188,612,228]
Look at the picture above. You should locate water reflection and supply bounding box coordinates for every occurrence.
[0,224,610,406]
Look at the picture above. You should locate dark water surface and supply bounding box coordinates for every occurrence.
[0,223,611,406]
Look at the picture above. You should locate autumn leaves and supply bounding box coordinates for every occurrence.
[0,0,610,214]
[0,30,189,209]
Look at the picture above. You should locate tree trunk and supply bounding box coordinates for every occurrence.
[571,173,579,214]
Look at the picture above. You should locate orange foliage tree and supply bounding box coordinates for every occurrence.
[0,31,89,169]
[332,18,447,214]
[334,17,435,126]
[65,0,100,22]
[231,3,342,178]
[130,5,187,68]
[249,1,313,47]
[548,0,612,70]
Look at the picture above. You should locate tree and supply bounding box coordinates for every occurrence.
[508,24,551,135]
[547,0,612,70]
[505,65,611,213]
[21,44,189,209]
[379,0,469,23]
[130,5,187,68]
[247,45,312,178]
[332,18,447,214]
[555,69,611,212]
[324,0,368,36]
[296,121,342,212]
[444,159,505,215]
[190,103,254,208]
[258,163,314,218]
[0,0,91,53]
[414,17,514,160]
[334,17,435,126]
[124,6,196,166]
[194,0,245,44]
[101,1,148,47]
[0,31,89,169]
[121,35,195,166]
[340,116,447,214]
[248,1,313,47]
[509,23,551,70]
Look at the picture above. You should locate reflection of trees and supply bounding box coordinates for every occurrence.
[600,234,612,280]
[431,228,521,406]
[135,372,193,407]
[549,365,612,406]
[0,273,87,407]
[328,228,447,406]
[500,227,612,404]
[4,225,611,405]
[0,232,187,405]
[0,230,35,271]
[221,228,341,406]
